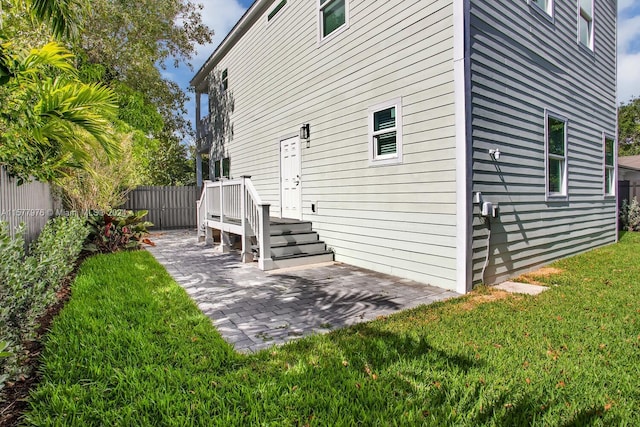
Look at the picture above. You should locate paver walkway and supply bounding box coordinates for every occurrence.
[146,230,460,353]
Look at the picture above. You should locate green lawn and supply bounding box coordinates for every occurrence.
[25,234,640,426]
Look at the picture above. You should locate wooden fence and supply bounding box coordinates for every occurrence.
[0,166,60,243]
[122,186,198,230]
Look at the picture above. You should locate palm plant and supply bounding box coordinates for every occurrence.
[0,0,118,183]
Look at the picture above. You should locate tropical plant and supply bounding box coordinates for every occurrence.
[0,41,118,183]
[84,210,154,253]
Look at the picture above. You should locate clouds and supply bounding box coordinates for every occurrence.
[618,2,640,102]
[193,0,247,65]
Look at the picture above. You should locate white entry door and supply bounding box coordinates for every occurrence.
[280,136,302,219]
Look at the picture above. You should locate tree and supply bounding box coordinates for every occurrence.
[618,96,640,157]
[76,0,213,139]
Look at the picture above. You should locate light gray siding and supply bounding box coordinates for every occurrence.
[469,0,617,284]
[204,0,459,289]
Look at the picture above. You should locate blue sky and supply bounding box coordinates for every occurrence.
[167,0,640,145]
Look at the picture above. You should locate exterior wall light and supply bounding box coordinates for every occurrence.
[300,123,310,147]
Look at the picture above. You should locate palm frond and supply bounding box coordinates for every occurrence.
[36,77,119,159]
[27,0,88,40]
[18,42,76,78]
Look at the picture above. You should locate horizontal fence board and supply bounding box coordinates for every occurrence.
[0,166,60,243]
[122,186,198,230]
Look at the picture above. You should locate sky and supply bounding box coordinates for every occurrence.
[169,0,640,145]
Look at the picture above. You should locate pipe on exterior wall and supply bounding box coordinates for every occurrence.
[481,217,492,285]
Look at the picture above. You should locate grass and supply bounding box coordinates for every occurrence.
[25,234,640,426]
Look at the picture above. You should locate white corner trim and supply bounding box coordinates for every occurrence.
[454,0,472,294]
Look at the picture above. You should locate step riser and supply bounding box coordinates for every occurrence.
[270,223,312,235]
[271,233,319,246]
[271,253,334,270]
[270,243,327,258]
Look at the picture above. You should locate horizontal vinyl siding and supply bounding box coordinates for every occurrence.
[469,0,617,285]
[206,0,458,289]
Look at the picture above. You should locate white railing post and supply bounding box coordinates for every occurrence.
[240,176,253,263]
[218,180,230,253]
[258,203,273,270]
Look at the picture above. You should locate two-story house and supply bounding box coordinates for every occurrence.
[192,0,617,294]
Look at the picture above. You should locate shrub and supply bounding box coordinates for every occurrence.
[620,197,640,231]
[84,210,154,253]
[0,216,88,397]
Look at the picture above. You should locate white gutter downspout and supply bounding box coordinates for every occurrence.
[454,0,473,294]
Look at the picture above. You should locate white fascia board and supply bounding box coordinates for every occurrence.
[191,0,273,92]
[454,0,472,294]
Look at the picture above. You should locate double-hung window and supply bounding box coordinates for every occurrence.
[604,136,615,196]
[545,112,568,198]
[578,0,594,49]
[369,98,403,166]
[319,0,347,41]
[213,157,231,180]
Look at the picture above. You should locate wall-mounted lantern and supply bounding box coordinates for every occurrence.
[300,123,310,147]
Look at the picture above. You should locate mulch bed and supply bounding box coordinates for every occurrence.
[0,262,81,427]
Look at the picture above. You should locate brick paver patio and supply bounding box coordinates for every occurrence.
[146,230,459,353]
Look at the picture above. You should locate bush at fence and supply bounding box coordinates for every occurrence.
[84,210,154,253]
[620,197,640,232]
[0,216,88,398]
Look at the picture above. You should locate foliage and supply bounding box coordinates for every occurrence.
[26,236,640,425]
[84,210,154,253]
[0,216,88,395]
[76,0,213,139]
[620,197,640,231]
[58,131,138,212]
[27,0,88,40]
[0,38,119,183]
[618,96,640,156]
[146,136,194,186]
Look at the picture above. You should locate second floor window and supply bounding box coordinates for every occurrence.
[319,0,346,39]
[578,0,594,49]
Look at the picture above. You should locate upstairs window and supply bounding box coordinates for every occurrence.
[546,112,568,197]
[319,0,347,40]
[531,0,553,16]
[578,0,594,49]
[221,69,228,91]
[268,0,287,21]
[604,136,615,196]
[369,98,403,166]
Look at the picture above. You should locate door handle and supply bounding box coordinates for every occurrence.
[294,175,300,186]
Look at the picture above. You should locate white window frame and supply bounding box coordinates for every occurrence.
[529,0,554,18]
[317,0,349,44]
[266,0,287,24]
[578,0,594,50]
[544,110,568,200]
[603,133,616,197]
[368,98,403,167]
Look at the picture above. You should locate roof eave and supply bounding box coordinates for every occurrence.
[191,0,272,93]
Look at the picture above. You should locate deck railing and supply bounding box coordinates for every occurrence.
[197,176,272,269]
